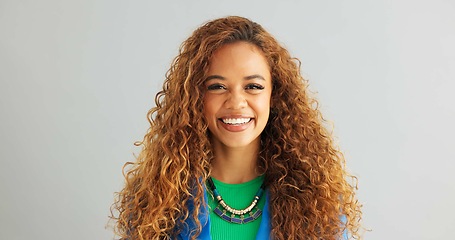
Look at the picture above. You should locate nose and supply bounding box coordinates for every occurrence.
[224,90,247,109]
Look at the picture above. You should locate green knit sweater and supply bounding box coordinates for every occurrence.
[207,175,266,240]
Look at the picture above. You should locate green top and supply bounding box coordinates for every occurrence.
[207,175,266,240]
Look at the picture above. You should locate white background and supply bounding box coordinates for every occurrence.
[1,0,454,239]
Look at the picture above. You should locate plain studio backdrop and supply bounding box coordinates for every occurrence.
[1,0,454,239]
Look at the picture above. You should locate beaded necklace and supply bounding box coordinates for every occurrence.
[206,177,265,224]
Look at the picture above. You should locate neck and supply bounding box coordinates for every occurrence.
[210,139,260,184]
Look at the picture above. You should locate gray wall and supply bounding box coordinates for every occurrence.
[1,0,454,239]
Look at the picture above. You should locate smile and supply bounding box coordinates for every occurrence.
[220,118,252,125]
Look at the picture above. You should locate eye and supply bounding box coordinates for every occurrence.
[245,84,265,90]
[207,83,226,91]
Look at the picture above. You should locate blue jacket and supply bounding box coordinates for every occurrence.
[177,186,347,240]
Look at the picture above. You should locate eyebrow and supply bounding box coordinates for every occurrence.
[205,74,266,82]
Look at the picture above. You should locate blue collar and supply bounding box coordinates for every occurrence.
[178,184,271,240]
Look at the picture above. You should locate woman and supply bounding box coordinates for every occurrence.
[111,16,362,239]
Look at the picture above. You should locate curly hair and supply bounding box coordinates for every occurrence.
[111,16,362,240]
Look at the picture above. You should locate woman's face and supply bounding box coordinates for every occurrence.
[203,41,272,149]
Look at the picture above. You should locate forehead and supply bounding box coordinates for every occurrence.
[207,42,271,75]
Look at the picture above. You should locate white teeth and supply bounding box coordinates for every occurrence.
[221,118,251,125]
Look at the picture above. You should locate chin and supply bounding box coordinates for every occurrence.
[219,137,260,149]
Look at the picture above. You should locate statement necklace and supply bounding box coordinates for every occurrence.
[206,177,265,224]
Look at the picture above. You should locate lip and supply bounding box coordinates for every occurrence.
[218,116,254,132]
[219,114,253,119]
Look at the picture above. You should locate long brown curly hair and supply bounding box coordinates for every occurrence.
[111,16,362,240]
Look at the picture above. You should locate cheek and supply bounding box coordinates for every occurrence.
[259,93,272,111]
[202,95,216,120]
